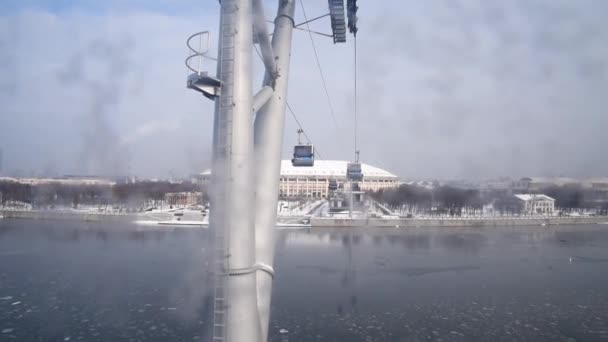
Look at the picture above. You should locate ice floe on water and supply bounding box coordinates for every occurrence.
[3,221,608,341]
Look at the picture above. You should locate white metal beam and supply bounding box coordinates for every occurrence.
[209,0,261,341]
[252,1,296,341]
[252,86,274,113]
[252,0,278,79]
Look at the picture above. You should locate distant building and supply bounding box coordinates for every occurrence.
[513,177,579,193]
[194,160,399,199]
[402,180,439,189]
[514,194,555,215]
[164,192,202,207]
[481,177,513,191]
[511,177,532,193]
[584,178,608,204]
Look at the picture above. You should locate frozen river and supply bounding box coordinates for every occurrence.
[1,219,608,341]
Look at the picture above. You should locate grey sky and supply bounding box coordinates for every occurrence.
[1,0,607,179]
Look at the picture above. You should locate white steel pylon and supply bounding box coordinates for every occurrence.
[208,0,259,341]
[186,1,356,341]
[253,1,296,341]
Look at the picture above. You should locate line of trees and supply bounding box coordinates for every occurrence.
[0,180,206,209]
[0,181,32,205]
[371,184,608,216]
[370,184,484,216]
[541,185,605,209]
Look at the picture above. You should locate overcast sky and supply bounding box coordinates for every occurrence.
[1,0,607,180]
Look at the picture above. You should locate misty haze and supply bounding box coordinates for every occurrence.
[2,0,607,179]
[2,1,608,342]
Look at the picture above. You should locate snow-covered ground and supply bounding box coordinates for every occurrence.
[277,200,325,216]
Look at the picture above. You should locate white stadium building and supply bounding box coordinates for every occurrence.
[194,160,399,199]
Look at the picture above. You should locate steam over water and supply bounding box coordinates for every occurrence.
[2,220,608,341]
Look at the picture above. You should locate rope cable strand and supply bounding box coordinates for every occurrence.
[354,34,358,162]
[298,0,339,129]
[254,41,323,161]
[287,103,324,160]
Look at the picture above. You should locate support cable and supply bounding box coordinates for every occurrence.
[287,103,324,160]
[295,13,330,27]
[253,43,324,161]
[298,0,339,128]
[354,34,358,162]
[266,20,334,38]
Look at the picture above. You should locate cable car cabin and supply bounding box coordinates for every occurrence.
[346,162,363,181]
[328,179,338,191]
[291,145,315,167]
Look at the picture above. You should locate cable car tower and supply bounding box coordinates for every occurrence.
[185,1,358,341]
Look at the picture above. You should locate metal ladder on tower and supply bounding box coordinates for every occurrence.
[212,227,227,342]
[183,26,229,342]
[211,2,237,341]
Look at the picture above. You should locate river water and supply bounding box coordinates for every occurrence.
[1,219,608,341]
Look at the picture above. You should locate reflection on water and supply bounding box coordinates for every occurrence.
[2,220,608,341]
